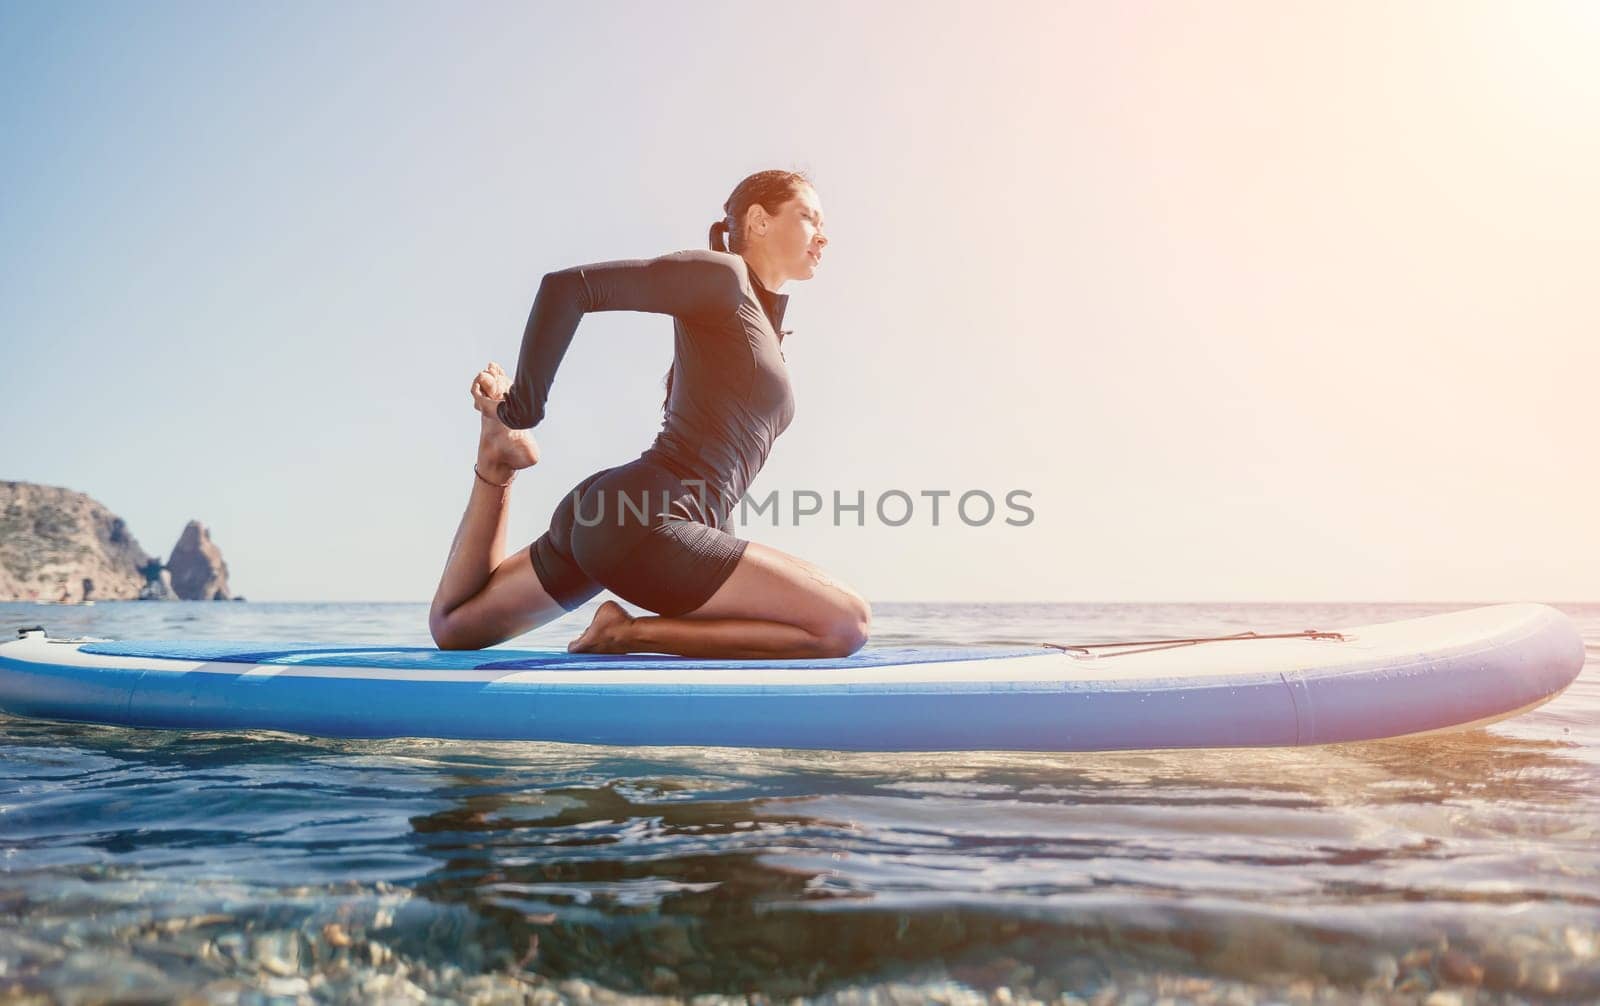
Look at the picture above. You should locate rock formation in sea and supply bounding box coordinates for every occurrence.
[0,481,238,602]
[166,520,233,601]
[138,558,178,601]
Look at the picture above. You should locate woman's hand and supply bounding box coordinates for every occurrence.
[471,362,511,418]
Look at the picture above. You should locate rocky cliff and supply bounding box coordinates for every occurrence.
[0,481,236,602]
[0,482,153,601]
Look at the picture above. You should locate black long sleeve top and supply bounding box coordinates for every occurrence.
[497,249,796,520]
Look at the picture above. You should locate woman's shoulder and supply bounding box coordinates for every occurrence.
[659,248,746,277]
[656,249,750,312]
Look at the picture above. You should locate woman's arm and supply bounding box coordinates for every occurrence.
[496,249,743,429]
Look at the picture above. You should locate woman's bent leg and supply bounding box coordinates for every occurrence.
[429,406,564,649]
[429,470,566,649]
[433,544,568,650]
[568,540,871,659]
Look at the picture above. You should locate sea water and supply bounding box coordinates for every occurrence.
[1,600,1596,1005]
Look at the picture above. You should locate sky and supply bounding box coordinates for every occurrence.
[2,0,1596,603]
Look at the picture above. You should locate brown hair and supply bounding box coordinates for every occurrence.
[661,169,813,417]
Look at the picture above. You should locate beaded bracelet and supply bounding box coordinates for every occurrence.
[473,464,514,488]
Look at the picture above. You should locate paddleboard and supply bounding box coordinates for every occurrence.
[0,603,1583,751]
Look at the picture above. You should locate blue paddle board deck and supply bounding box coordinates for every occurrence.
[0,603,1583,751]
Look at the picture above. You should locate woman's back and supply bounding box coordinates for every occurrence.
[497,248,795,522]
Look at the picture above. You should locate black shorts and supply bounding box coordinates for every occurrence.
[529,456,748,617]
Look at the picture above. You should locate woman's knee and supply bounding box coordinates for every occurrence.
[816,593,871,657]
[429,608,476,650]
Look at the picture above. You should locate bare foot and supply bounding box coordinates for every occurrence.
[567,600,634,653]
[477,412,539,480]
[471,362,539,480]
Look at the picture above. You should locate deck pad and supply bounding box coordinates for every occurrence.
[76,640,1043,671]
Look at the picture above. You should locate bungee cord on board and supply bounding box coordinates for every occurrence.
[1041,629,1349,660]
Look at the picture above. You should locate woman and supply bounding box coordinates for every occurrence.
[428,170,871,659]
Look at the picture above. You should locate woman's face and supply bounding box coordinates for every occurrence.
[756,187,828,282]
